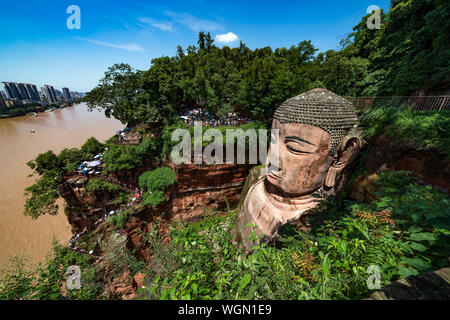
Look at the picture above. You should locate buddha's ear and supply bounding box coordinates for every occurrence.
[324,137,361,188]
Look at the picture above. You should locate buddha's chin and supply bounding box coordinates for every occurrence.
[265,176,318,199]
[266,172,281,186]
[265,175,289,196]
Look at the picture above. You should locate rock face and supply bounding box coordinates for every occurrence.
[58,176,123,233]
[167,161,252,222]
[367,267,450,300]
[60,160,253,232]
[365,133,450,193]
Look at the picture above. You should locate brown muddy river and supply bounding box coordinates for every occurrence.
[0,103,123,268]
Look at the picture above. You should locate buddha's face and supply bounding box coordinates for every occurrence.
[266,119,333,196]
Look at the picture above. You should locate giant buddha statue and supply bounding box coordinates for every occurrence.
[235,88,363,251]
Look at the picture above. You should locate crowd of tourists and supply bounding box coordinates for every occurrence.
[77,153,103,175]
[179,108,252,127]
[67,187,143,253]
[116,127,131,141]
[67,209,120,254]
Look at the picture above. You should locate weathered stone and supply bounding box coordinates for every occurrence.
[365,133,450,193]
[367,267,450,300]
[346,172,381,203]
[133,272,146,290]
[235,88,363,252]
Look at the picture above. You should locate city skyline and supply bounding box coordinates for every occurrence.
[0,0,391,92]
[1,81,84,107]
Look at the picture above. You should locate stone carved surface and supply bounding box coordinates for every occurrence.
[235,88,363,251]
[367,267,450,300]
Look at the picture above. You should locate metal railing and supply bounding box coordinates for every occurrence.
[346,96,450,111]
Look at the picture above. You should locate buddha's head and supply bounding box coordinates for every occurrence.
[265,88,362,198]
[234,88,363,251]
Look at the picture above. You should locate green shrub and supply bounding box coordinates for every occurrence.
[0,241,104,300]
[361,105,450,157]
[24,174,61,219]
[24,137,107,218]
[139,167,176,192]
[81,137,105,159]
[136,136,162,159]
[138,167,176,206]
[27,150,63,176]
[58,148,85,172]
[30,241,102,300]
[142,190,166,206]
[159,120,270,161]
[140,170,450,300]
[85,178,124,197]
[108,209,132,229]
[0,256,35,300]
[102,145,141,172]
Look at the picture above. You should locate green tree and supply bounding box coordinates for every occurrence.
[80,137,104,159]
[84,63,144,125]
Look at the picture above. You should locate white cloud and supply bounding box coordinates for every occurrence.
[138,17,174,32]
[164,11,223,32]
[81,38,146,52]
[215,32,239,43]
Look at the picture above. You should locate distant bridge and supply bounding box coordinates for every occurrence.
[346,96,450,111]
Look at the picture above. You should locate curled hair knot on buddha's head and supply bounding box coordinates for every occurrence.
[273,88,362,156]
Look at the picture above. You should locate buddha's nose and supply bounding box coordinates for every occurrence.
[266,148,282,174]
[267,163,281,175]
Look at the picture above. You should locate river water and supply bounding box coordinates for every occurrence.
[0,103,123,268]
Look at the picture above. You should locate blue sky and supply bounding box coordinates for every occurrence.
[0,0,391,92]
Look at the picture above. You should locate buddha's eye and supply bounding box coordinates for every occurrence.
[285,140,313,154]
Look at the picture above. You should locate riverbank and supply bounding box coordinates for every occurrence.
[0,102,74,119]
[0,103,123,268]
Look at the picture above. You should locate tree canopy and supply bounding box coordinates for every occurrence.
[84,0,449,126]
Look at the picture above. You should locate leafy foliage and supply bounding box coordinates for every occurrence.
[102,144,141,172]
[0,256,35,300]
[0,241,105,300]
[24,174,61,219]
[361,105,450,156]
[140,170,449,300]
[85,178,125,200]
[24,136,108,218]
[80,137,105,159]
[135,136,162,160]
[139,167,176,206]
[107,209,132,229]
[85,1,449,126]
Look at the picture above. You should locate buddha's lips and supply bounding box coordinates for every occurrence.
[267,172,282,182]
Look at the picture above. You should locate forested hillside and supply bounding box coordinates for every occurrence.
[85,0,449,125]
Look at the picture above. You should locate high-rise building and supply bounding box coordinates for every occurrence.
[62,87,72,102]
[1,82,20,100]
[24,83,39,102]
[1,82,42,102]
[15,83,30,100]
[42,85,57,104]
[31,84,39,101]
[0,93,6,109]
